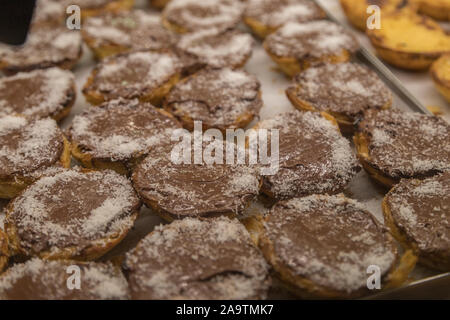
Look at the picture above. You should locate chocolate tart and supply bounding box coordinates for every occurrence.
[0,116,71,199]
[82,10,178,59]
[263,20,359,77]
[69,99,181,175]
[254,111,360,200]
[132,139,261,221]
[383,172,450,271]
[286,62,392,133]
[244,0,325,38]
[162,0,244,34]
[354,109,450,187]
[149,0,171,10]
[68,0,135,19]
[164,68,262,132]
[259,194,416,298]
[0,27,83,76]
[124,217,270,299]
[177,28,254,69]
[5,169,141,260]
[0,228,7,273]
[0,258,129,299]
[0,68,76,122]
[82,50,182,106]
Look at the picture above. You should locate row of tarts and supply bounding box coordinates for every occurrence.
[0,0,448,299]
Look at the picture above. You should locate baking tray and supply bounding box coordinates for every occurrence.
[1,0,449,299]
[312,0,449,299]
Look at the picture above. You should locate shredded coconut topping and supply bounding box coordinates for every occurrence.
[289,63,392,118]
[385,172,450,254]
[6,170,140,256]
[83,10,177,51]
[0,27,81,68]
[257,111,360,199]
[263,195,397,293]
[132,138,261,218]
[70,99,180,161]
[264,20,359,58]
[245,0,324,28]
[125,217,270,299]
[178,29,254,68]
[165,68,261,130]
[0,68,75,119]
[0,116,64,178]
[32,0,65,26]
[359,110,450,178]
[164,0,244,33]
[0,258,129,299]
[89,51,181,101]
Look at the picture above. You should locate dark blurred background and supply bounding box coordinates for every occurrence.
[0,0,36,45]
